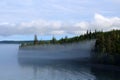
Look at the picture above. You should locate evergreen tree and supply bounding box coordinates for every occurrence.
[34,34,38,45]
[94,29,97,38]
[51,36,56,44]
[106,35,112,53]
[89,30,92,39]
[97,32,105,53]
[65,36,68,43]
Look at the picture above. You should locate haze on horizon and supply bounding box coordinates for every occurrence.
[0,0,120,40]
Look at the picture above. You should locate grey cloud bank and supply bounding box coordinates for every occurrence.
[0,13,120,36]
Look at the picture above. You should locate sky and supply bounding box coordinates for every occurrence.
[0,0,120,40]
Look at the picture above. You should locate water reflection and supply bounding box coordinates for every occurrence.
[18,53,96,80]
[91,65,120,80]
[0,44,120,80]
[18,53,120,80]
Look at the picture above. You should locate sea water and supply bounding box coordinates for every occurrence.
[0,44,119,80]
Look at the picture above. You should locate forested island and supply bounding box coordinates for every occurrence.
[20,29,120,66]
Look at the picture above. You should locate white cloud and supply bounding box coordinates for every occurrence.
[0,13,119,36]
[74,22,89,30]
[0,0,119,24]
[50,30,65,35]
[93,13,120,31]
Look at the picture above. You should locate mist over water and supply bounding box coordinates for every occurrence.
[0,42,119,80]
[19,40,96,61]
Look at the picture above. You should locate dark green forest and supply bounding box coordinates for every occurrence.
[93,30,120,65]
[95,30,120,54]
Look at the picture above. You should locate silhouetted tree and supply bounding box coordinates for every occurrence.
[64,36,68,43]
[51,36,56,44]
[34,34,38,45]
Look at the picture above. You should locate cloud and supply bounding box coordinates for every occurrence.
[0,0,119,24]
[92,13,120,30]
[0,13,119,36]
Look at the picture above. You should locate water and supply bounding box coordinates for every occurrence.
[0,44,120,80]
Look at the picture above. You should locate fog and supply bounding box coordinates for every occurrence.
[0,44,97,80]
[18,40,96,64]
[18,40,96,80]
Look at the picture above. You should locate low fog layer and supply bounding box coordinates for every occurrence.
[18,40,96,60]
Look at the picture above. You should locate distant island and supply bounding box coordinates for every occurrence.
[19,29,120,66]
[0,41,33,44]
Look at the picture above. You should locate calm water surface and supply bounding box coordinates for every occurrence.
[0,44,120,80]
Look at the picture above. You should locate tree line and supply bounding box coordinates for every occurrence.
[21,29,120,55]
[20,30,97,47]
[33,30,97,45]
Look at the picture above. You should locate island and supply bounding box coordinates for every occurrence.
[19,29,120,66]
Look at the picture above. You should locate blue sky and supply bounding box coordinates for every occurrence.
[0,0,120,40]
